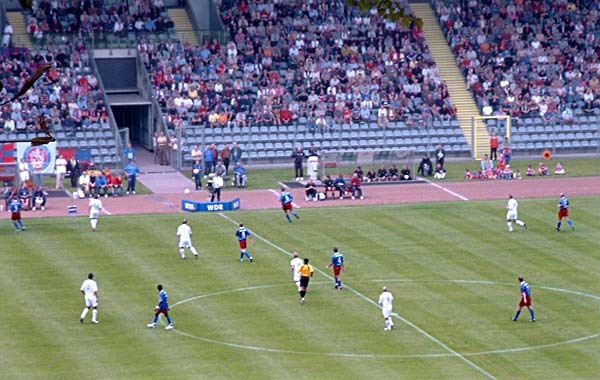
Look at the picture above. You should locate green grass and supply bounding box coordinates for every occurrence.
[2,197,600,379]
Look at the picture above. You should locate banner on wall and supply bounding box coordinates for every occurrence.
[17,142,57,174]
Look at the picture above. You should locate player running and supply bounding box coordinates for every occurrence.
[88,194,102,232]
[80,273,99,324]
[556,193,574,232]
[512,275,536,322]
[236,223,254,262]
[378,286,394,331]
[325,246,345,290]
[9,196,25,231]
[177,219,199,259]
[147,284,174,330]
[298,258,314,304]
[506,194,527,232]
[290,252,303,291]
[279,188,300,223]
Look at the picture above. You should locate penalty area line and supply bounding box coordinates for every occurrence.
[421,177,470,201]
[268,188,300,208]
[218,212,496,380]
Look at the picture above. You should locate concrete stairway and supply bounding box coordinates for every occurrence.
[411,3,488,159]
[167,8,199,46]
[6,11,32,49]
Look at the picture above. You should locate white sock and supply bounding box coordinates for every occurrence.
[179,248,185,258]
[388,317,394,327]
[91,219,98,230]
[190,246,199,256]
[516,220,525,226]
[92,309,98,322]
[81,308,88,319]
[507,222,513,231]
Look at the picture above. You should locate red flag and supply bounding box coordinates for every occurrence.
[0,143,15,163]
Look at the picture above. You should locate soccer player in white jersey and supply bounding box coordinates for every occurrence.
[290,252,304,291]
[506,194,527,232]
[177,219,199,259]
[378,286,394,331]
[80,273,99,324]
[88,194,103,232]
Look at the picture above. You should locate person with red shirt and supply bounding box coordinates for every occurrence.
[490,131,499,160]
[111,174,124,197]
[350,173,363,200]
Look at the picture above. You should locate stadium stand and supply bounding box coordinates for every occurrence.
[432,0,600,153]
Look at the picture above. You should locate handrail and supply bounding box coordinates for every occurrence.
[136,48,167,139]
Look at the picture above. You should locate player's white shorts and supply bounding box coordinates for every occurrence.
[90,212,100,219]
[179,239,192,248]
[84,295,98,308]
[293,273,301,283]
[382,306,392,318]
[506,211,518,220]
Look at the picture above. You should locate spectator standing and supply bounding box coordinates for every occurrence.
[192,160,203,190]
[152,132,158,164]
[203,144,214,176]
[220,144,231,175]
[32,160,43,189]
[190,145,202,162]
[502,138,512,165]
[2,22,13,47]
[67,157,80,188]
[490,131,499,161]
[307,143,319,158]
[233,162,247,187]
[291,146,305,180]
[123,143,136,163]
[350,173,363,200]
[434,144,446,168]
[169,134,179,169]
[210,173,223,202]
[157,131,168,165]
[55,154,67,190]
[32,186,47,211]
[18,158,30,185]
[231,142,243,164]
[124,159,140,194]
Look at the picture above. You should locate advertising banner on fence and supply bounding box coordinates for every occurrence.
[17,141,57,174]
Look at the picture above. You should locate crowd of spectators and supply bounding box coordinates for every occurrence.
[433,0,600,124]
[0,39,105,136]
[139,0,457,135]
[25,0,173,42]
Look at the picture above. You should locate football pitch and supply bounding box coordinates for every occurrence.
[2,197,600,380]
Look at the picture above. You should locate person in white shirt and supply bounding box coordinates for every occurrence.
[55,155,67,190]
[2,22,13,47]
[88,194,103,232]
[378,286,394,331]
[506,194,527,232]
[290,252,304,291]
[80,273,99,324]
[18,158,30,184]
[210,173,224,202]
[176,219,199,259]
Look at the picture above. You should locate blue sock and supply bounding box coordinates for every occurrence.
[240,252,244,260]
[513,310,521,320]
[166,315,172,324]
[244,251,251,259]
[293,211,299,219]
[557,221,561,230]
[152,314,159,323]
[529,309,535,320]
[19,220,24,228]
[567,219,574,227]
[286,214,292,223]
[13,222,19,230]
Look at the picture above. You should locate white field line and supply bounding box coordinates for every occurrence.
[218,212,496,379]
[421,177,470,201]
[277,181,288,189]
[268,188,300,208]
[102,205,112,215]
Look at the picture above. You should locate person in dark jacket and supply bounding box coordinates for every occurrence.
[291,146,305,180]
[418,155,433,176]
[67,157,81,188]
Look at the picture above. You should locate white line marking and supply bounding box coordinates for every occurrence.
[101,205,112,215]
[268,189,300,208]
[421,177,470,201]
[170,279,600,358]
[277,181,289,189]
[218,213,496,379]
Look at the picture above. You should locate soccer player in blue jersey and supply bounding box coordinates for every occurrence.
[147,284,174,330]
[556,193,574,232]
[279,188,300,223]
[512,276,535,322]
[236,223,254,262]
[325,246,345,290]
[9,196,25,231]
